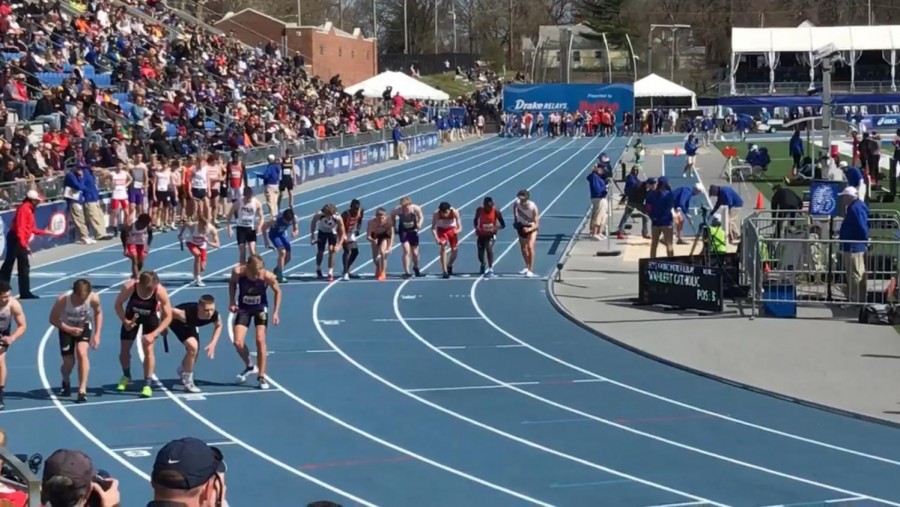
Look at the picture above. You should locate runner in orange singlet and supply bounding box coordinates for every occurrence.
[226,151,247,204]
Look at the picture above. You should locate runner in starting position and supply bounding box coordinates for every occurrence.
[367,208,393,280]
[310,204,345,282]
[179,217,221,287]
[121,213,153,280]
[48,279,100,404]
[227,186,264,265]
[512,189,540,278]
[114,271,173,398]
[341,199,364,280]
[168,294,221,393]
[391,196,424,278]
[473,197,506,277]
[262,208,299,283]
[432,202,462,278]
[0,281,26,410]
[229,255,280,390]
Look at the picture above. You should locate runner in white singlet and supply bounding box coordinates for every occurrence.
[190,158,210,223]
[0,281,24,410]
[109,164,132,231]
[48,279,102,405]
[179,216,221,287]
[152,161,177,230]
[512,189,540,277]
[228,186,264,264]
[310,204,345,281]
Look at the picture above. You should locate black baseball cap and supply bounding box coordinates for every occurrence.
[43,449,95,489]
[152,438,225,490]
[438,202,451,212]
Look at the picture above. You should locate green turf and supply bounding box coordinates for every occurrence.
[713,141,900,212]
[419,73,480,99]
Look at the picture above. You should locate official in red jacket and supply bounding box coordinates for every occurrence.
[0,190,48,299]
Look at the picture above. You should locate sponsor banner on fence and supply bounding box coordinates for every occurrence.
[860,115,900,129]
[0,200,73,257]
[502,83,635,124]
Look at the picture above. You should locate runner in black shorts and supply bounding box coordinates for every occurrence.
[310,204,345,281]
[278,149,296,211]
[0,280,26,410]
[49,279,101,404]
[229,255,281,389]
[114,271,173,398]
[227,187,264,264]
[168,295,221,394]
[367,208,393,281]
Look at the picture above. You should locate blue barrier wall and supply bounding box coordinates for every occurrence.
[502,83,635,127]
[0,132,441,257]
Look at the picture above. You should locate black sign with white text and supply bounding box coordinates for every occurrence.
[638,259,724,313]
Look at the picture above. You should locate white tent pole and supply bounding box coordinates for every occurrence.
[626,34,637,82]
[602,33,612,83]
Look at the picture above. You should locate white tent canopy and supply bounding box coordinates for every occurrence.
[634,73,697,108]
[345,71,450,101]
[729,25,900,94]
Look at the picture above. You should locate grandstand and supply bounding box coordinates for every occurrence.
[726,24,900,96]
[0,0,428,206]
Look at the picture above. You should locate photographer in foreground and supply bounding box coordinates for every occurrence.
[41,449,120,507]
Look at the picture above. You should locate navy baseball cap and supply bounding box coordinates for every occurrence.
[152,438,226,490]
[646,177,657,185]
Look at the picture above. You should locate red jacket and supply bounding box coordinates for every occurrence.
[11,200,45,249]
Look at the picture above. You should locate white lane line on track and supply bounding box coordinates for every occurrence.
[27,137,507,291]
[310,136,725,506]
[30,138,528,504]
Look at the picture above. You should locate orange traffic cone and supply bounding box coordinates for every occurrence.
[755,192,764,210]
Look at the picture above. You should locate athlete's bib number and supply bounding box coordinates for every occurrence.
[282,168,292,176]
[402,220,416,229]
[481,223,495,232]
[157,181,169,192]
[134,308,152,316]
[238,216,254,227]
[242,295,261,306]
[133,181,143,189]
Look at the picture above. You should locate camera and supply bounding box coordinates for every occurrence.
[86,469,111,507]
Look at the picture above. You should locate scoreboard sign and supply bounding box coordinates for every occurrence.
[638,259,724,313]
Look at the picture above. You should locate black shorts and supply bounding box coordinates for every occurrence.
[120,314,161,342]
[191,188,208,200]
[236,227,257,245]
[234,310,267,328]
[210,188,220,200]
[476,235,495,250]
[514,222,535,238]
[279,177,294,192]
[373,232,391,244]
[59,327,91,356]
[219,181,227,196]
[316,231,337,249]
[155,190,176,207]
[169,322,199,343]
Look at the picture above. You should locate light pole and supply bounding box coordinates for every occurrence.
[435,0,439,54]
[403,0,409,54]
[648,24,691,79]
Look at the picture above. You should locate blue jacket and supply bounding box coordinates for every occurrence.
[671,187,694,213]
[392,126,402,142]
[789,133,803,157]
[81,169,100,203]
[845,167,865,188]
[624,173,640,195]
[63,170,86,202]
[839,199,869,253]
[711,186,743,214]
[586,171,607,199]
[645,189,675,227]
[684,139,699,156]
[701,119,715,132]
[262,163,281,185]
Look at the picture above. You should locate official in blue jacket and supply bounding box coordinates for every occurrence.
[683,135,699,177]
[644,185,675,258]
[838,186,869,303]
[587,165,609,239]
[789,129,804,170]
[709,184,744,244]
[262,154,282,217]
[671,183,704,245]
[840,161,867,202]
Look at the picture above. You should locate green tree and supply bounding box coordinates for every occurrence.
[577,0,632,46]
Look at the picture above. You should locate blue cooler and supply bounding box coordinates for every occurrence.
[763,283,797,318]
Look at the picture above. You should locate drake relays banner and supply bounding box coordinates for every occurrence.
[502,83,634,123]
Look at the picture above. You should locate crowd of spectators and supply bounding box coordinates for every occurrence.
[0,0,422,208]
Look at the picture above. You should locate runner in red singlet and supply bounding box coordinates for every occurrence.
[473,197,506,278]
[431,202,462,279]
[226,151,247,204]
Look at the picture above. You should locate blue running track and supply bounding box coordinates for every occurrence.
[5,135,900,506]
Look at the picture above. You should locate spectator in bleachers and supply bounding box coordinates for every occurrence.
[41,448,120,507]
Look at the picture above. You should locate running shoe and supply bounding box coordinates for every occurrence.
[447,265,454,276]
[258,377,271,390]
[342,273,350,281]
[236,365,258,384]
[479,264,485,275]
[183,382,202,393]
[140,385,153,398]
[414,267,422,277]
[59,382,71,397]
[442,272,450,279]
[115,376,129,392]
[377,272,387,281]
[518,268,529,275]
[76,393,87,404]
[328,274,334,282]
[525,270,536,278]
[402,273,412,279]
[484,269,494,278]
[277,274,288,283]
[194,279,206,287]
[316,270,324,279]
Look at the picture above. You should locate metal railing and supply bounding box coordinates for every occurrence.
[741,210,900,317]
[0,122,438,206]
[719,79,898,96]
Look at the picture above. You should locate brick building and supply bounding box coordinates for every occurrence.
[214,9,378,86]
